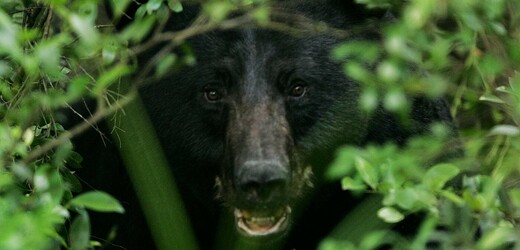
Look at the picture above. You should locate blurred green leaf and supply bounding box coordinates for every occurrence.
[440,190,465,205]
[204,1,234,22]
[355,156,379,189]
[463,190,487,212]
[94,64,132,95]
[424,163,460,190]
[359,230,390,250]
[156,53,177,77]
[377,60,400,83]
[383,89,407,112]
[509,189,520,209]
[68,191,125,213]
[395,187,419,210]
[326,147,358,179]
[344,62,371,84]
[360,88,379,113]
[168,0,183,12]
[477,226,516,250]
[69,13,99,47]
[69,210,90,250]
[146,0,163,13]
[488,125,520,137]
[109,0,132,19]
[67,76,90,101]
[332,42,380,63]
[120,15,156,42]
[377,207,404,223]
[479,94,505,104]
[341,177,367,191]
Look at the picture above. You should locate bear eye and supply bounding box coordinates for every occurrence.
[204,88,222,102]
[288,84,307,97]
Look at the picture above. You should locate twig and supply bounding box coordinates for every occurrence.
[24,89,137,164]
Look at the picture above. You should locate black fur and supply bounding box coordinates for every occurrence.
[71,1,456,249]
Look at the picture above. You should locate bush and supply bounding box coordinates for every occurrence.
[0,0,519,249]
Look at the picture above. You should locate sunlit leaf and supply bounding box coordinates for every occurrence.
[168,0,183,12]
[477,227,516,250]
[377,207,404,223]
[479,94,505,104]
[68,191,125,213]
[355,156,379,189]
[488,125,520,137]
[341,177,367,191]
[424,163,460,190]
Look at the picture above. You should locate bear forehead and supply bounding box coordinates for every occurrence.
[191,28,337,64]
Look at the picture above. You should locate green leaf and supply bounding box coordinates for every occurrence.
[69,210,90,250]
[479,94,505,104]
[341,177,366,191]
[480,54,505,78]
[509,189,520,209]
[69,13,99,47]
[168,0,183,12]
[156,54,177,77]
[146,0,163,13]
[360,88,379,113]
[355,156,379,189]
[488,125,520,137]
[93,64,132,95]
[319,239,356,250]
[109,0,132,19]
[377,207,404,223]
[463,190,487,212]
[0,9,20,53]
[326,147,358,179]
[383,89,407,112]
[67,76,90,101]
[68,191,125,213]
[377,60,400,83]
[424,163,460,190]
[61,169,82,193]
[440,190,465,205]
[359,230,390,250]
[477,227,516,250]
[252,6,270,25]
[66,151,84,169]
[395,187,419,210]
[332,41,380,63]
[120,15,156,43]
[204,1,234,22]
[344,62,371,83]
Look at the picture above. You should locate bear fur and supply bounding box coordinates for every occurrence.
[71,1,456,249]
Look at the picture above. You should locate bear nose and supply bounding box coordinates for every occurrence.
[236,161,289,203]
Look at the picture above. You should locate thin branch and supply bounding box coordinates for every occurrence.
[24,89,137,164]
[130,14,255,55]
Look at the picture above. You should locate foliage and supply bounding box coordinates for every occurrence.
[0,0,519,249]
[325,0,520,249]
[0,0,136,248]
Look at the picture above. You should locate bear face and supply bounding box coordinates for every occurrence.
[140,5,368,238]
[73,1,455,248]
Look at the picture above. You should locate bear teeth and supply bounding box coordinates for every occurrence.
[249,216,276,223]
[234,206,291,236]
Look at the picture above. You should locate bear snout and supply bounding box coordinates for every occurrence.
[235,160,289,207]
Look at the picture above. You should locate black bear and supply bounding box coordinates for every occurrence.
[72,1,456,249]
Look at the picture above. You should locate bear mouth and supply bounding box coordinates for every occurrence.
[234,206,292,236]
